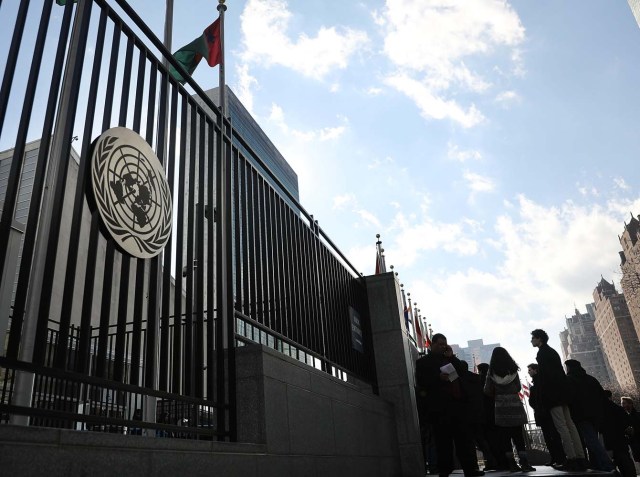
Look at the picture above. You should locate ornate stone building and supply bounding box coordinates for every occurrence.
[592,278,640,392]
[619,215,640,342]
[559,304,612,386]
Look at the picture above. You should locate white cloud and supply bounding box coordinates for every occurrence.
[448,143,483,162]
[464,170,496,193]
[366,86,383,96]
[407,194,639,374]
[614,177,630,190]
[240,0,369,79]
[378,0,525,127]
[385,72,485,128]
[269,103,347,142]
[333,193,357,210]
[384,197,481,268]
[234,64,259,116]
[495,90,521,106]
[357,209,382,228]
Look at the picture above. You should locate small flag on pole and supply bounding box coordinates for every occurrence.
[374,235,386,274]
[170,18,222,84]
[522,383,530,397]
[518,392,524,401]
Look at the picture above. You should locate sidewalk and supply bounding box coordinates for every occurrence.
[446,467,625,476]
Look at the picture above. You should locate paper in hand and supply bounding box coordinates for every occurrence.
[440,363,459,382]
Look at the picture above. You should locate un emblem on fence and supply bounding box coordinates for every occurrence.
[90,127,172,259]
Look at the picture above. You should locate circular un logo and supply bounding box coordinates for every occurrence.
[91,127,172,259]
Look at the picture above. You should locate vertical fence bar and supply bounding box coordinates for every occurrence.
[172,93,188,394]
[6,1,75,360]
[239,157,250,319]
[56,4,110,370]
[32,0,94,366]
[160,82,178,392]
[0,0,52,288]
[205,119,215,401]
[113,35,135,383]
[184,104,197,397]
[0,0,30,137]
[195,112,206,399]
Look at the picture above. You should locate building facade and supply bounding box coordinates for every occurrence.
[193,86,299,203]
[451,338,500,368]
[619,215,640,342]
[559,304,612,386]
[592,278,640,392]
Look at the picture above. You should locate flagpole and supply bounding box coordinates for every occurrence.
[163,0,173,59]
[217,0,227,116]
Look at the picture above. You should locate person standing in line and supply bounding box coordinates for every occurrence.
[527,363,566,467]
[530,329,587,471]
[621,396,640,462]
[416,333,484,477]
[602,394,637,477]
[478,362,510,471]
[564,359,615,472]
[459,360,498,471]
[484,347,536,473]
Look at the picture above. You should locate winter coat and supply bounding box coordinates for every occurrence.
[528,375,552,425]
[535,344,570,408]
[460,370,485,424]
[484,371,527,427]
[416,352,467,416]
[565,365,606,426]
[601,400,633,450]
[479,370,496,426]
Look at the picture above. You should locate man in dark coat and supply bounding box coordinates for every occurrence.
[416,333,484,477]
[602,395,637,477]
[530,329,586,471]
[621,397,640,462]
[459,360,497,470]
[564,359,614,471]
[527,363,565,466]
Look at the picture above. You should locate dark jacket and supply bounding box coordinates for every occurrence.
[601,400,633,450]
[416,352,467,416]
[565,365,606,426]
[535,343,570,408]
[479,369,495,426]
[460,370,485,424]
[528,375,551,425]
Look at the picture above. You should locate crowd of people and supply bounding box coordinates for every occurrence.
[415,329,640,477]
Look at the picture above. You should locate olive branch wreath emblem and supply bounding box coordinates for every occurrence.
[92,134,172,258]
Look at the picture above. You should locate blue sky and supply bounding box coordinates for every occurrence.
[4,0,640,372]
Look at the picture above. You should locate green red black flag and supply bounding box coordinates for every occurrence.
[170,18,222,84]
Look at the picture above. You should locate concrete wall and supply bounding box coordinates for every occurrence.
[365,273,424,477]
[0,344,402,477]
[235,344,401,476]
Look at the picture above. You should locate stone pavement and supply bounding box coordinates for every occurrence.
[445,466,626,476]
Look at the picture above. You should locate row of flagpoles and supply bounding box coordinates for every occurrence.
[375,234,432,354]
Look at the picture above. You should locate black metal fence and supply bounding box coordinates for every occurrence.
[0,0,375,441]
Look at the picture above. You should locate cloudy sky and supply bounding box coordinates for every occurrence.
[5,0,640,374]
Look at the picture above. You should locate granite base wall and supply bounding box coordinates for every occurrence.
[0,344,402,477]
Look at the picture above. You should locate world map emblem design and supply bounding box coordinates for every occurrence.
[91,127,172,259]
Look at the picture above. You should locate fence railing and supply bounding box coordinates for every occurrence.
[0,0,376,441]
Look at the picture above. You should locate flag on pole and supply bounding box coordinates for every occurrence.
[374,236,386,274]
[425,333,431,350]
[522,382,530,397]
[412,307,424,351]
[518,392,524,401]
[170,18,222,84]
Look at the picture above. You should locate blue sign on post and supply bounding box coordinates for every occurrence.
[349,306,364,353]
